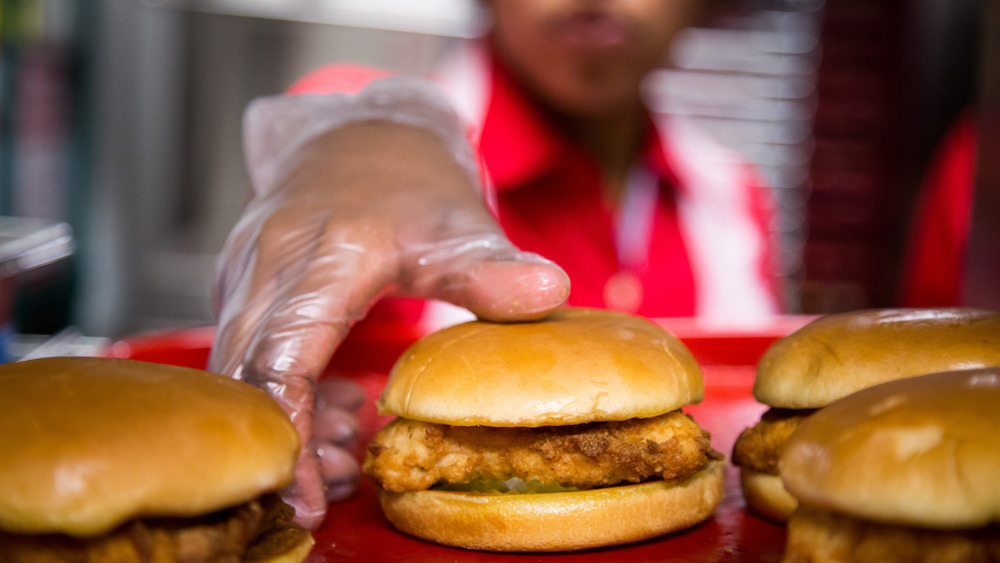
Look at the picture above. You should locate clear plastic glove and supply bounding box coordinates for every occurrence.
[209,79,570,530]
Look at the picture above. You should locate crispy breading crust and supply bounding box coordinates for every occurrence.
[363,410,721,493]
[0,495,309,563]
[732,408,814,475]
[785,505,1000,563]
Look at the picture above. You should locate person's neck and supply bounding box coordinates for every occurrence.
[549,102,648,206]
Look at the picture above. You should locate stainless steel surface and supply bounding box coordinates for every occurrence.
[0,217,74,278]
[12,329,108,361]
[154,0,482,38]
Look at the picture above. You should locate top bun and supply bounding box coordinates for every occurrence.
[377,307,703,426]
[754,308,1000,408]
[780,368,1000,528]
[0,357,300,537]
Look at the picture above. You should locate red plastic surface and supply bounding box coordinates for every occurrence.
[105,317,810,562]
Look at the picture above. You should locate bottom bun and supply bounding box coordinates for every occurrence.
[378,460,724,552]
[254,533,315,563]
[740,468,798,524]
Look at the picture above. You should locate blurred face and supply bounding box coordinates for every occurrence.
[486,0,705,119]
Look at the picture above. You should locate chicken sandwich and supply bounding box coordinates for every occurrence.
[363,307,724,552]
[0,357,313,562]
[732,307,1000,523]
[781,368,1000,562]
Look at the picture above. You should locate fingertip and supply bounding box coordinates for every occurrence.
[316,378,367,412]
[326,480,359,503]
[317,442,360,502]
[464,256,570,321]
[314,406,360,447]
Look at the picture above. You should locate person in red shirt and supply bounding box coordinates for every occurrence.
[210,0,779,529]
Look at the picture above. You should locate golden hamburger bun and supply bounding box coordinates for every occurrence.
[732,307,1000,524]
[754,307,1000,409]
[0,356,313,561]
[780,368,1000,561]
[365,307,723,551]
[378,306,703,426]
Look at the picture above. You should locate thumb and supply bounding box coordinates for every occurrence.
[417,248,571,321]
[281,446,329,530]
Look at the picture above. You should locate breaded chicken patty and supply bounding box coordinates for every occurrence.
[785,505,1000,563]
[731,408,814,475]
[363,410,721,493]
[0,495,306,563]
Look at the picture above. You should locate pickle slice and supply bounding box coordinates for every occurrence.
[433,477,579,494]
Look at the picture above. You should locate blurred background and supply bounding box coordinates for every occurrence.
[0,0,993,351]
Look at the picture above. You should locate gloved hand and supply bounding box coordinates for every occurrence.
[208,78,570,530]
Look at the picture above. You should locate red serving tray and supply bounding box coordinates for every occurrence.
[105,316,811,562]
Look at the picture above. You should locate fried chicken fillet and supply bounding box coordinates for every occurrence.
[731,408,814,475]
[364,410,721,493]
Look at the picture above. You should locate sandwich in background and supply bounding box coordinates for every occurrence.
[732,308,1000,523]
[363,307,725,552]
[780,368,1000,562]
[0,357,313,562]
